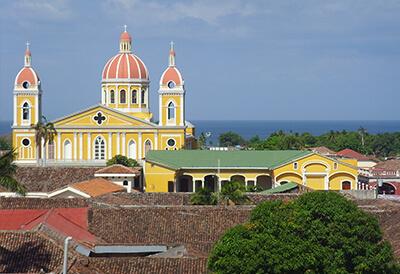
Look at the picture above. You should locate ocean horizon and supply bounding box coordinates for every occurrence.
[2,120,400,144]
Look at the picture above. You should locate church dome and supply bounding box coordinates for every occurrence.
[15,43,40,88]
[102,28,148,81]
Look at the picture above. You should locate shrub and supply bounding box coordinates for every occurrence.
[208,192,400,273]
[220,181,249,205]
[106,155,139,167]
[190,188,218,205]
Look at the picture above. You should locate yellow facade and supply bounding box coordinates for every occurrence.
[144,152,358,192]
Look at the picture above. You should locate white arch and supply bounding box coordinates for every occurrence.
[63,139,72,160]
[301,160,330,171]
[328,171,357,181]
[128,139,137,160]
[93,135,106,160]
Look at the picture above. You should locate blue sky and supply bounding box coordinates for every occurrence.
[1,0,400,121]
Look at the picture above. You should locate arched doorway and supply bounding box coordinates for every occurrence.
[256,175,272,190]
[379,183,396,195]
[177,175,193,192]
[230,175,245,187]
[128,140,137,159]
[204,175,218,192]
[63,140,72,160]
[342,181,351,190]
[144,140,152,157]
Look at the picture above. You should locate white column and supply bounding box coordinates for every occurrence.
[108,132,112,159]
[159,94,162,126]
[116,85,119,108]
[122,133,126,156]
[180,94,184,126]
[201,180,205,189]
[87,133,91,160]
[324,175,329,190]
[138,132,142,160]
[154,133,158,150]
[218,180,222,192]
[79,133,83,160]
[13,95,17,126]
[57,134,61,160]
[117,133,120,155]
[128,85,131,110]
[192,180,196,193]
[139,86,142,108]
[73,133,77,160]
[35,95,39,124]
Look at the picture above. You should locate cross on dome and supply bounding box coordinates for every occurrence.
[169,41,176,67]
[124,24,127,32]
[24,41,32,66]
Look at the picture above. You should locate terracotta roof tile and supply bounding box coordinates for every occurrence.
[336,148,374,161]
[72,178,125,197]
[95,164,141,175]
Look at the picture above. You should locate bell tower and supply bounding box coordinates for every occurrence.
[13,42,42,127]
[159,42,185,127]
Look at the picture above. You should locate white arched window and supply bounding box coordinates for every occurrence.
[64,140,72,160]
[22,102,30,121]
[110,90,115,104]
[144,140,152,156]
[120,89,126,104]
[167,102,175,121]
[94,136,105,160]
[131,90,137,104]
[128,140,137,159]
[141,90,145,104]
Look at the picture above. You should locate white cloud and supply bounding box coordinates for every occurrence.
[12,0,72,20]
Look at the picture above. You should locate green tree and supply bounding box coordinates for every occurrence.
[190,187,218,205]
[107,154,139,167]
[208,192,399,273]
[219,131,246,147]
[33,116,57,166]
[0,150,26,195]
[220,181,249,205]
[198,132,207,149]
[0,136,11,150]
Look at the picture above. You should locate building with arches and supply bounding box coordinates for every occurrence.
[12,29,194,165]
[144,150,359,192]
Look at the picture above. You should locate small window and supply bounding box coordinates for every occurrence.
[167,102,175,120]
[168,181,174,192]
[110,90,115,103]
[131,90,137,104]
[293,162,298,169]
[167,138,176,147]
[141,90,145,104]
[22,81,30,89]
[334,162,338,170]
[22,102,30,120]
[123,180,129,186]
[120,89,126,104]
[342,181,351,190]
[167,81,176,89]
[22,138,30,147]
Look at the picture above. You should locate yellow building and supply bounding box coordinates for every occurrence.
[12,29,194,165]
[144,150,358,192]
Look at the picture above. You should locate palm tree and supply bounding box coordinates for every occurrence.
[33,116,57,166]
[0,150,25,195]
[358,127,367,148]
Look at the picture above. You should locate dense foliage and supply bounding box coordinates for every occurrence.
[0,150,25,195]
[220,180,249,205]
[190,187,218,205]
[106,155,139,167]
[218,129,400,157]
[0,136,11,150]
[219,131,247,147]
[208,192,399,273]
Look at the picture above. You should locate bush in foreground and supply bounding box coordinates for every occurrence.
[106,155,139,167]
[208,192,399,273]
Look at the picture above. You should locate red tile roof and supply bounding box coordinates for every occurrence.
[95,164,141,175]
[71,178,125,197]
[0,208,97,244]
[336,148,374,161]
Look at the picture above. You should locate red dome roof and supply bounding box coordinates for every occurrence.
[102,53,148,80]
[120,31,131,42]
[160,66,183,86]
[15,67,40,86]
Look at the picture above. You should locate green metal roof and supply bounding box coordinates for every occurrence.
[261,181,298,194]
[145,150,312,170]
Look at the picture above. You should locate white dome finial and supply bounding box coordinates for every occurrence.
[124,24,127,32]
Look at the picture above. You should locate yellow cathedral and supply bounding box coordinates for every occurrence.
[12,28,195,165]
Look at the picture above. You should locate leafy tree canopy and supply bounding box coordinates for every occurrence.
[190,187,218,205]
[0,150,26,195]
[219,131,247,147]
[0,136,11,150]
[208,192,400,273]
[106,154,139,167]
